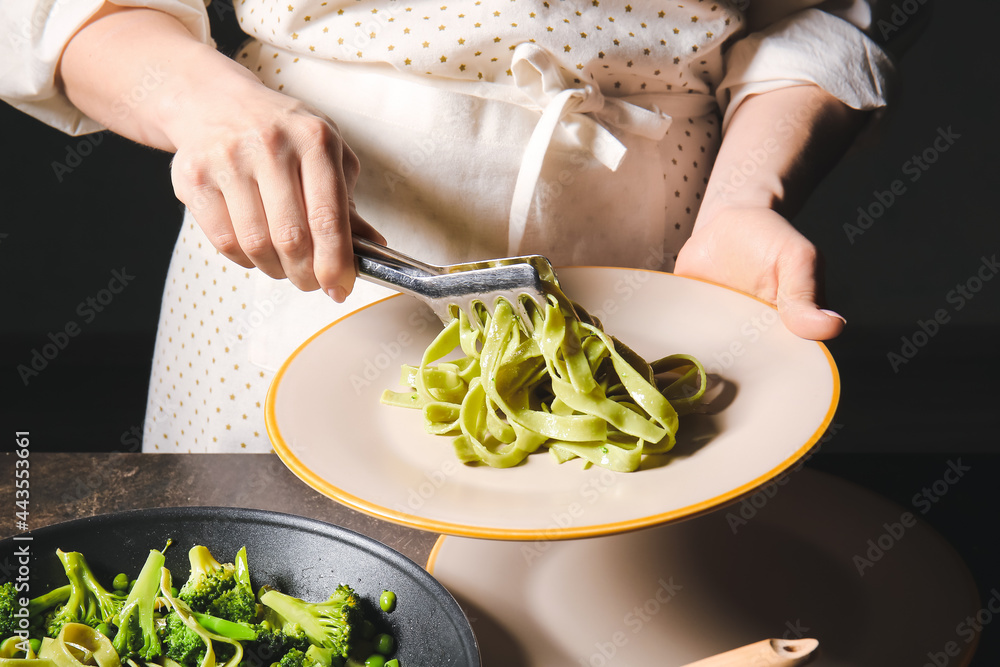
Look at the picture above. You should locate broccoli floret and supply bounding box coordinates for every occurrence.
[259,585,361,659]
[206,548,257,624]
[161,612,207,667]
[112,549,165,661]
[235,619,308,667]
[44,550,126,638]
[159,609,244,667]
[180,611,310,667]
[269,647,338,667]
[276,648,309,667]
[0,582,17,639]
[178,546,257,624]
[303,645,340,667]
[178,546,237,613]
[239,622,310,667]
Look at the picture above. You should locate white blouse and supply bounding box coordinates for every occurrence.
[1,0,893,136]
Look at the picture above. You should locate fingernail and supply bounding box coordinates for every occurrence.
[327,286,347,303]
[820,309,847,325]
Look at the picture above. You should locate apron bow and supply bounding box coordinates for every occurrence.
[508,42,673,254]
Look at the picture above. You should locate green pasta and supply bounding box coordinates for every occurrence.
[381,295,706,472]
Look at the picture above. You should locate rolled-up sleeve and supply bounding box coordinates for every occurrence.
[0,0,213,136]
[716,6,896,131]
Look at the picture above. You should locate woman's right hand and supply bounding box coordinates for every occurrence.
[60,5,382,301]
[166,68,383,301]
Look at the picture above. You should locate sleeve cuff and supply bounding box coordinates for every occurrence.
[0,0,213,136]
[716,8,896,132]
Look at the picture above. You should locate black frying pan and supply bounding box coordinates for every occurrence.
[1,507,479,667]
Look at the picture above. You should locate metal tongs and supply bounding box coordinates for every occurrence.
[353,236,561,333]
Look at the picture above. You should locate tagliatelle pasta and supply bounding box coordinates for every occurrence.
[37,625,118,667]
[381,295,706,472]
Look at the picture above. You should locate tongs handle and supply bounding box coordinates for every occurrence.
[353,236,443,279]
[353,236,544,299]
[352,235,452,304]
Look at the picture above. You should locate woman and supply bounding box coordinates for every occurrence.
[1,0,893,451]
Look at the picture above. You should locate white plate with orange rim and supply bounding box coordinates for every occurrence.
[265,267,839,540]
[426,468,981,666]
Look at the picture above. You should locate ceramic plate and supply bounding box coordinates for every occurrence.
[266,268,839,539]
[427,468,980,666]
[0,507,479,667]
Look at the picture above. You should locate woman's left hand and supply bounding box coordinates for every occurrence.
[674,205,846,341]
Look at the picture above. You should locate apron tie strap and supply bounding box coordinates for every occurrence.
[507,42,673,255]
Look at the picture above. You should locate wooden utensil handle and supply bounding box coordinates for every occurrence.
[681,638,819,667]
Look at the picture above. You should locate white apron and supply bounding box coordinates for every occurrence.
[143,43,721,452]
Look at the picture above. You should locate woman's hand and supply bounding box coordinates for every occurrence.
[166,72,382,300]
[674,206,845,340]
[59,5,382,301]
[676,85,868,340]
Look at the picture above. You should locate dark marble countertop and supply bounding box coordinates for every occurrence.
[3,451,999,663]
[0,452,439,566]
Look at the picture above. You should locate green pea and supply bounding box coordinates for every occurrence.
[374,634,394,656]
[379,590,396,613]
[170,586,179,597]
[361,619,376,640]
[384,660,399,667]
[112,573,130,591]
[29,639,42,654]
[364,655,385,667]
[96,623,112,638]
[128,579,137,591]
